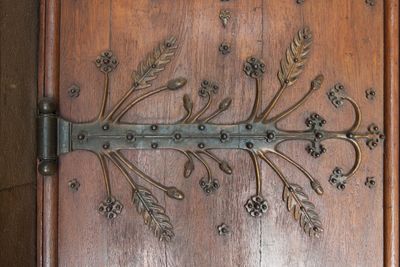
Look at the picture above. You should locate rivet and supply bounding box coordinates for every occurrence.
[102,143,110,149]
[77,133,85,140]
[126,133,134,141]
[102,124,110,130]
[151,143,158,149]
[68,179,80,192]
[150,125,158,131]
[174,133,182,140]
[198,143,205,149]
[245,124,253,130]
[67,84,80,98]
[246,142,254,149]
[198,124,206,131]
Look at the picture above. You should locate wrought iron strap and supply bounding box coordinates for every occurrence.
[40,27,384,242]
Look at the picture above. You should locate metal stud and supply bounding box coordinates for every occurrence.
[68,84,80,98]
[365,88,376,100]
[219,42,231,55]
[219,10,231,28]
[217,224,230,236]
[68,179,80,192]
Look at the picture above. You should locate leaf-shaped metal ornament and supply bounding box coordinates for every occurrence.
[132,36,178,90]
[133,186,174,241]
[183,94,193,113]
[219,161,233,174]
[58,27,382,242]
[218,97,232,111]
[283,183,323,238]
[183,157,195,178]
[278,27,312,87]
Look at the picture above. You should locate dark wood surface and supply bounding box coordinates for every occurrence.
[0,0,38,266]
[37,0,398,266]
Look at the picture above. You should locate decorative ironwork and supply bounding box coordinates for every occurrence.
[67,84,80,98]
[245,195,268,217]
[219,42,231,55]
[365,177,376,189]
[365,88,376,100]
[42,28,383,241]
[98,196,123,220]
[365,0,376,6]
[219,10,231,27]
[217,223,230,236]
[68,179,80,191]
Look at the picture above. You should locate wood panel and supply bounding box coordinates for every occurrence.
[0,0,38,266]
[39,0,396,266]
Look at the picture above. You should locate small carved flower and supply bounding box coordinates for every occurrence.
[329,167,347,190]
[366,124,385,150]
[68,179,80,192]
[95,50,118,73]
[245,195,268,217]
[243,57,266,79]
[305,113,326,130]
[327,83,346,108]
[67,84,80,98]
[199,178,219,194]
[219,42,231,55]
[365,88,376,100]
[365,177,376,189]
[199,80,219,97]
[217,223,230,236]
[98,196,123,219]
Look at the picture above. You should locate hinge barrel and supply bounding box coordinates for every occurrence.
[37,98,58,176]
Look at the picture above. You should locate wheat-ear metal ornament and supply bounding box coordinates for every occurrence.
[38,28,384,241]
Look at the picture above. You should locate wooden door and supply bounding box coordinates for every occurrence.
[37,1,399,266]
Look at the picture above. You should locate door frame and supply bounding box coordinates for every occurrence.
[36,1,399,266]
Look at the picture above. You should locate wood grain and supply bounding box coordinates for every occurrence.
[40,0,394,266]
[38,1,61,266]
[384,1,399,266]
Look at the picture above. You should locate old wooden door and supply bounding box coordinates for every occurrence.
[37,1,399,266]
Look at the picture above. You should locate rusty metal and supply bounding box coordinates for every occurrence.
[37,29,383,241]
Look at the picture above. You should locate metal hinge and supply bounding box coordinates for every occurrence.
[36,29,384,242]
[37,98,71,176]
